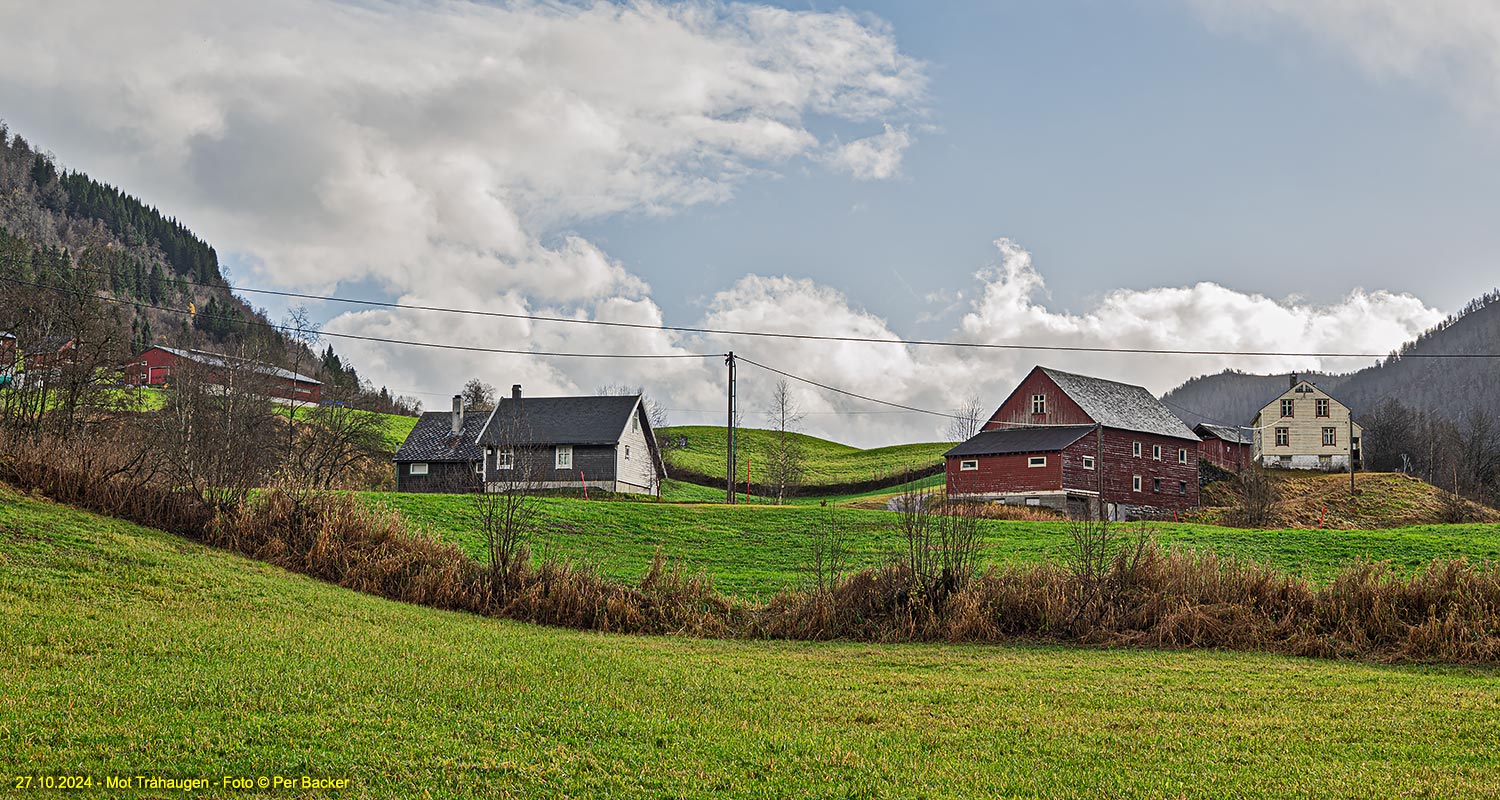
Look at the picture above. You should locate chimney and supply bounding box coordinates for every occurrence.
[451,394,463,436]
[512,384,522,400]
[1289,373,1297,390]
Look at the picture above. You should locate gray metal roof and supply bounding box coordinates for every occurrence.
[394,411,487,463]
[945,425,1096,458]
[1194,423,1252,445]
[1039,367,1199,441]
[151,346,322,385]
[477,394,641,447]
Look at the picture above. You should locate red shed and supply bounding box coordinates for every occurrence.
[124,346,322,404]
[946,366,1201,520]
[1193,423,1251,473]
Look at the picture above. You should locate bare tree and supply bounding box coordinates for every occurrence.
[472,399,542,596]
[281,305,320,457]
[284,385,386,490]
[947,392,986,443]
[808,500,850,597]
[762,379,806,504]
[462,378,496,411]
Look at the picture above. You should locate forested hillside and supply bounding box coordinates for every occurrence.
[0,121,415,414]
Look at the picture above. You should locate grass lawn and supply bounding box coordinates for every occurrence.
[3,485,1497,798]
[374,492,1500,599]
[660,425,949,489]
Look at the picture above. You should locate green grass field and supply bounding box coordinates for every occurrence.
[660,425,949,489]
[4,484,1498,798]
[279,404,418,453]
[375,492,1500,598]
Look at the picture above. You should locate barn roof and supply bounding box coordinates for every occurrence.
[945,425,1096,458]
[150,346,321,385]
[1194,423,1252,445]
[394,411,487,463]
[1039,367,1199,441]
[477,394,642,447]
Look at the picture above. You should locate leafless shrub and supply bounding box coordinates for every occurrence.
[1237,464,1279,527]
[897,481,982,614]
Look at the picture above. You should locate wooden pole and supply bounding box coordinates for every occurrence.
[725,351,736,504]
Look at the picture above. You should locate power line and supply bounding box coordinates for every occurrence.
[0,276,722,361]
[56,264,1500,360]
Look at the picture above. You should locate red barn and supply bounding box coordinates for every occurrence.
[946,366,1201,519]
[1194,423,1251,473]
[124,346,322,403]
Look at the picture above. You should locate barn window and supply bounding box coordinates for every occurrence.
[1028,456,1046,468]
[1132,475,1142,492]
[1152,478,1161,493]
[410,463,429,476]
[1152,445,1162,461]
[1082,455,1095,470]
[1275,427,1289,447]
[498,450,514,470]
[1031,394,1046,414]
[1316,398,1330,417]
[1178,449,1188,464]
[1132,442,1141,458]
[959,459,978,471]
[555,446,573,469]
[1179,481,1187,495]
[1280,399,1295,417]
[1322,427,1337,446]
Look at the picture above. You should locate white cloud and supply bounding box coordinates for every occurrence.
[1190,0,1500,119]
[826,124,914,180]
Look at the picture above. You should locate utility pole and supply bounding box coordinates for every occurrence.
[725,351,736,504]
[1349,416,1356,494]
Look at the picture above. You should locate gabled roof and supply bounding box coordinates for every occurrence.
[148,346,321,385]
[945,425,1096,458]
[1194,423,1252,445]
[477,394,643,447]
[394,411,487,463]
[1038,367,1199,441]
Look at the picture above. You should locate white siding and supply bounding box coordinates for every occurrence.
[614,403,657,493]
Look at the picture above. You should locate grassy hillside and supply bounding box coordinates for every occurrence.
[660,425,949,490]
[281,404,419,454]
[1195,471,1500,528]
[376,492,1500,598]
[4,485,1498,798]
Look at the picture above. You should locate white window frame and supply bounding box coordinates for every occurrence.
[497,449,514,470]
[1132,475,1141,492]
[1028,456,1047,468]
[555,445,573,469]
[1275,427,1289,447]
[1082,455,1095,471]
[1322,427,1337,447]
[959,459,979,471]
[1281,398,1295,418]
[1152,478,1161,493]
[1316,398,1330,418]
[1132,442,1142,458]
[1031,393,1046,414]
[1152,444,1162,461]
[1179,481,1187,495]
[409,462,429,476]
[1178,449,1188,465]
[474,461,484,475]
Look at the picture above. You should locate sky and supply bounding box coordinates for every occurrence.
[1,0,1497,445]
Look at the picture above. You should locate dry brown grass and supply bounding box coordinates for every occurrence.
[1191,470,1500,528]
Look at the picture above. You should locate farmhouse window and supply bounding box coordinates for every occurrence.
[959,459,978,471]
[1082,455,1095,470]
[1152,445,1162,461]
[1028,456,1046,468]
[555,446,573,469]
[1132,475,1142,492]
[1322,427,1337,446]
[1178,448,1188,464]
[410,463,429,476]
[624,445,631,460]
[1031,394,1046,414]
[474,462,484,475]
[1275,428,1289,447]
[1133,442,1142,458]
[1152,478,1161,493]
[498,450,514,470]
[633,416,639,432]
[1316,398,1330,417]
[1280,399,1295,418]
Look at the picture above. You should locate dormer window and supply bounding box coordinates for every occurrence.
[1031,394,1046,414]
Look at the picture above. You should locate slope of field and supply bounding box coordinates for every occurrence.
[1194,471,1500,528]
[280,404,419,454]
[4,485,1498,798]
[660,425,949,490]
[376,492,1500,598]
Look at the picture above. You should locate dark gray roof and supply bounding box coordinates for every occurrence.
[1039,367,1199,441]
[477,395,641,447]
[945,425,1096,458]
[1195,423,1252,445]
[394,411,487,463]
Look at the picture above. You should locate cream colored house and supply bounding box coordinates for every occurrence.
[1251,377,1363,471]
